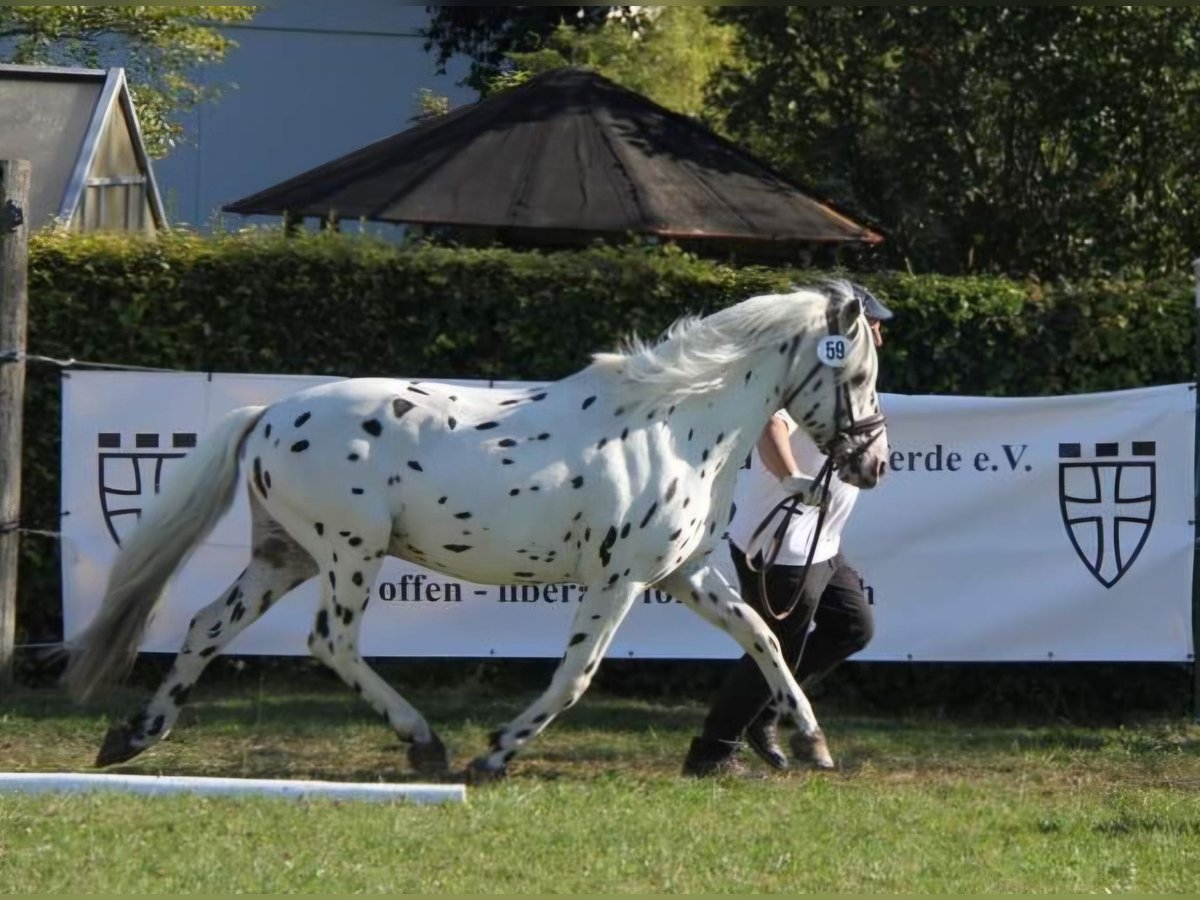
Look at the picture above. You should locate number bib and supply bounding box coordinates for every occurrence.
[817,335,849,367]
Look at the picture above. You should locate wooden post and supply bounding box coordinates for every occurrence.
[0,160,31,687]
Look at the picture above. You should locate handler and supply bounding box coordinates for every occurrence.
[683,284,892,777]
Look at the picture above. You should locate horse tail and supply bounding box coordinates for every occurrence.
[64,405,268,702]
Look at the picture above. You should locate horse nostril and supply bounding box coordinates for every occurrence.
[876,459,887,480]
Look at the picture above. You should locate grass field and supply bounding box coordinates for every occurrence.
[1,666,1198,892]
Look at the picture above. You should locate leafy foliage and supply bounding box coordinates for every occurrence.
[711,6,1200,278]
[0,5,257,156]
[422,5,614,92]
[493,8,740,122]
[14,232,1193,642]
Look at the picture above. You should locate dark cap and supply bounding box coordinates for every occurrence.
[851,283,894,321]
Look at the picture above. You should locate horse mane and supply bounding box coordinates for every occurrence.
[587,287,837,405]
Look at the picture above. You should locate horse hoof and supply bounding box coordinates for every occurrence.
[407,731,449,775]
[94,723,147,768]
[465,757,507,785]
[790,728,836,771]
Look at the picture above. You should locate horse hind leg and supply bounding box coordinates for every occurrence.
[468,581,642,782]
[95,498,318,767]
[306,521,448,775]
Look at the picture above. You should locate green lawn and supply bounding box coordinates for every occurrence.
[1,670,1198,892]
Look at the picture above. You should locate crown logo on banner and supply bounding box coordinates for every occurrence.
[1058,440,1156,589]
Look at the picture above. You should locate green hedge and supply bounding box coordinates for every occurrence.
[13,231,1196,645]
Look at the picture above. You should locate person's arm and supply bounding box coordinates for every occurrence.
[757,414,801,480]
[758,415,823,504]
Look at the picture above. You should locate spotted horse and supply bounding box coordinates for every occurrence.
[65,280,888,780]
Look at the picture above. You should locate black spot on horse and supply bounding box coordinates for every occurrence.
[199,646,218,658]
[532,713,548,724]
[620,523,631,539]
[620,428,629,440]
[407,385,429,396]
[476,421,499,430]
[513,571,534,577]
[264,423,272,438]
[568,632,587,647]
[454,511,472,519]
[348,453,359,461]
[392,398,415,418]
[597,437,608,450]
[639,503,658,528]
[168,683,192,706]
[537,433,550,440]
[599,526,617,566]
[582,396,596,410]
[291,440,309,452]
[315,609,330,638]
[665,478,678,502]
[362,419,382,437]
[531,392,547,402]
[571,475,584,489]
[294,411,311,428]
[443,544,471,552]
[498,438,517,448]
[348,536,362,547]
[328,572,336,588]
[502,458,514,465]
[407,460,423,471]
[447,416,457,430]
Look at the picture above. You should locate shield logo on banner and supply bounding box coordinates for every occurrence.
[1058,441,1156,589]
[97,431,196,546]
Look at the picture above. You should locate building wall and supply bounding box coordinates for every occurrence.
[153,0,476,231]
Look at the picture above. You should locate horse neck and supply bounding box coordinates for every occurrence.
[672,343,798,472]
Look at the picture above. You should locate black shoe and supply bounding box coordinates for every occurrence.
[745,717,789,771]
[681,737,749,778]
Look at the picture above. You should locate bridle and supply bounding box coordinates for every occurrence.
[745,299,887,624]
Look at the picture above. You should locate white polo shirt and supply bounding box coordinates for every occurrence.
[727,412,860,565]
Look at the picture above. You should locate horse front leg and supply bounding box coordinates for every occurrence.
[656,562,833,769]
[467,581,642,781]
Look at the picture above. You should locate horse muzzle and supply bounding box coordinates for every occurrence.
[826,417,888,489]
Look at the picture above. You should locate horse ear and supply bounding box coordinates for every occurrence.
[836,289,864,336]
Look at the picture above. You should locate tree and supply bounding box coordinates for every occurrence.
[711,7,1200,278]
[437,7,739,124]
[422,6,613,93]
[0,6,257,157]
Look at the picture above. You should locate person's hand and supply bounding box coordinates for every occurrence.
[779,474,824,506]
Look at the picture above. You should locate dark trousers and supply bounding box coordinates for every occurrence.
[700,546,874,743]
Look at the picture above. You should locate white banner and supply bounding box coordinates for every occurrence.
[61,373,1196,662]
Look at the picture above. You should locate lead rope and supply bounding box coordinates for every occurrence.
[743,457,836,623]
